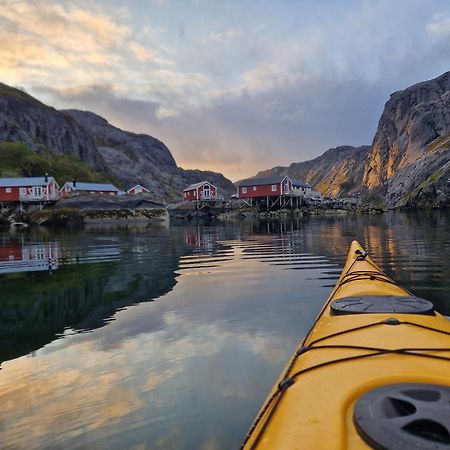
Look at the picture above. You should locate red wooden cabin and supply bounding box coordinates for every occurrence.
[236,176,292,199]
[0,176,60,203]
[183,181,217,201]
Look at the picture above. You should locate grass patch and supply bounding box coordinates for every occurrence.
[0,141,122,188]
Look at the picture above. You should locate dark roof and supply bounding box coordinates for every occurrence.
[236,176,287,187]
[291,179,310,188]
[0,177,55,187]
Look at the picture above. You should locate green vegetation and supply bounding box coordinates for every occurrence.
[416,168,445,190]
[427,132,450,153]
[0,141,122,187]
[400,168,446,206]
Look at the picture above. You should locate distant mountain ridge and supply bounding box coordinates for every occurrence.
[255,145,371,198]
[254,71,450,207]
[0,83,235,201]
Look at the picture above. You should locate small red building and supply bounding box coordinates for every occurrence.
[236,176,292,199]
[127,184,150,195]
[60,181,119,196]
[0,176,60,203]
[183,181,217,201]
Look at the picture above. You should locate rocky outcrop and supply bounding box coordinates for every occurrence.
[397,133,450,208]
[364,72,450,189]
[363,71,450,207]
[255,145,370,197]
[0,83,235,201]
[0,83,106,170]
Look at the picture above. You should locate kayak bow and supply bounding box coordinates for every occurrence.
[241,241,450,450]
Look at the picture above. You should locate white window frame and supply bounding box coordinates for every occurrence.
[253,186,257,191]
[271,184,277,192]
[5,187,11,193]
[20,187,26,195]
[33,186,42,197]
[242,187,247,193]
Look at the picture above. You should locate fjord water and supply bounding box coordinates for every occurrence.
[0,212,449,449]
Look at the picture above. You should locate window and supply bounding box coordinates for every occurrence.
[20,187,26,195]
[271,185,277,192]
[242,187,247,193]
[253,186,257,191]
[33,186,42,197]
[5,187,11,193]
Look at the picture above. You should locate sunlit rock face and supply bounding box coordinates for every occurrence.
[255,71,450,208]
[255,145,371,198]
[363,71,450,207]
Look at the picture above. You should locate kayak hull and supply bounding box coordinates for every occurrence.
[242,241,450,450]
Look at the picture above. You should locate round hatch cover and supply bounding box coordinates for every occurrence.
[330,295,434,315]
[354,383,450,450]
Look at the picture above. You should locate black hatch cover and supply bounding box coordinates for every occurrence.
[354,383,450,450]
[330,295,435,315]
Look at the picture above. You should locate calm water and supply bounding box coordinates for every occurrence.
[0,212,449,449]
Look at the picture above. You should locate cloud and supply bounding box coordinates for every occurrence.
[203,29,243,44]
[426,14,450,36]
[129,42,155,61]
[4,0,450,180]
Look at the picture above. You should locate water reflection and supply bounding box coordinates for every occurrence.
[0,212,449,449]
[0,235,60,273]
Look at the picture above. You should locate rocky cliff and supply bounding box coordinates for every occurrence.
[0,83,235,201]
[255,71,450,208]
[0,83,106,170]
[255,145,370,197]
[364,71,450,207]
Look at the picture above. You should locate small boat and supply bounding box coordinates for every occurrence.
[241,241,450,450]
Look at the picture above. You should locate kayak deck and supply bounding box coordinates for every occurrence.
[242,241,450,450]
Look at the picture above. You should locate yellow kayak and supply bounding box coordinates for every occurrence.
[241,241,450,450]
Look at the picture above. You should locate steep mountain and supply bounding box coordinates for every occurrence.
[0,83,235,201]
[255,145,370,197]
[0,83,105,170]
[363,71,450,207]
[254,71,450,207]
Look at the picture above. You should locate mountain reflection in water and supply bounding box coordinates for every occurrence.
[0,212,449,450]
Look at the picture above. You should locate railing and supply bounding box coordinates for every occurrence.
[19,193,60,202]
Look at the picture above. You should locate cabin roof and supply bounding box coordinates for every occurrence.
[0,177,55,187]
[127,184,149,193]
[63,181,119,192]
[183,181,215,192]
[236,176,287,187]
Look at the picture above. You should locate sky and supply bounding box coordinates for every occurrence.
[1,0,450,180]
